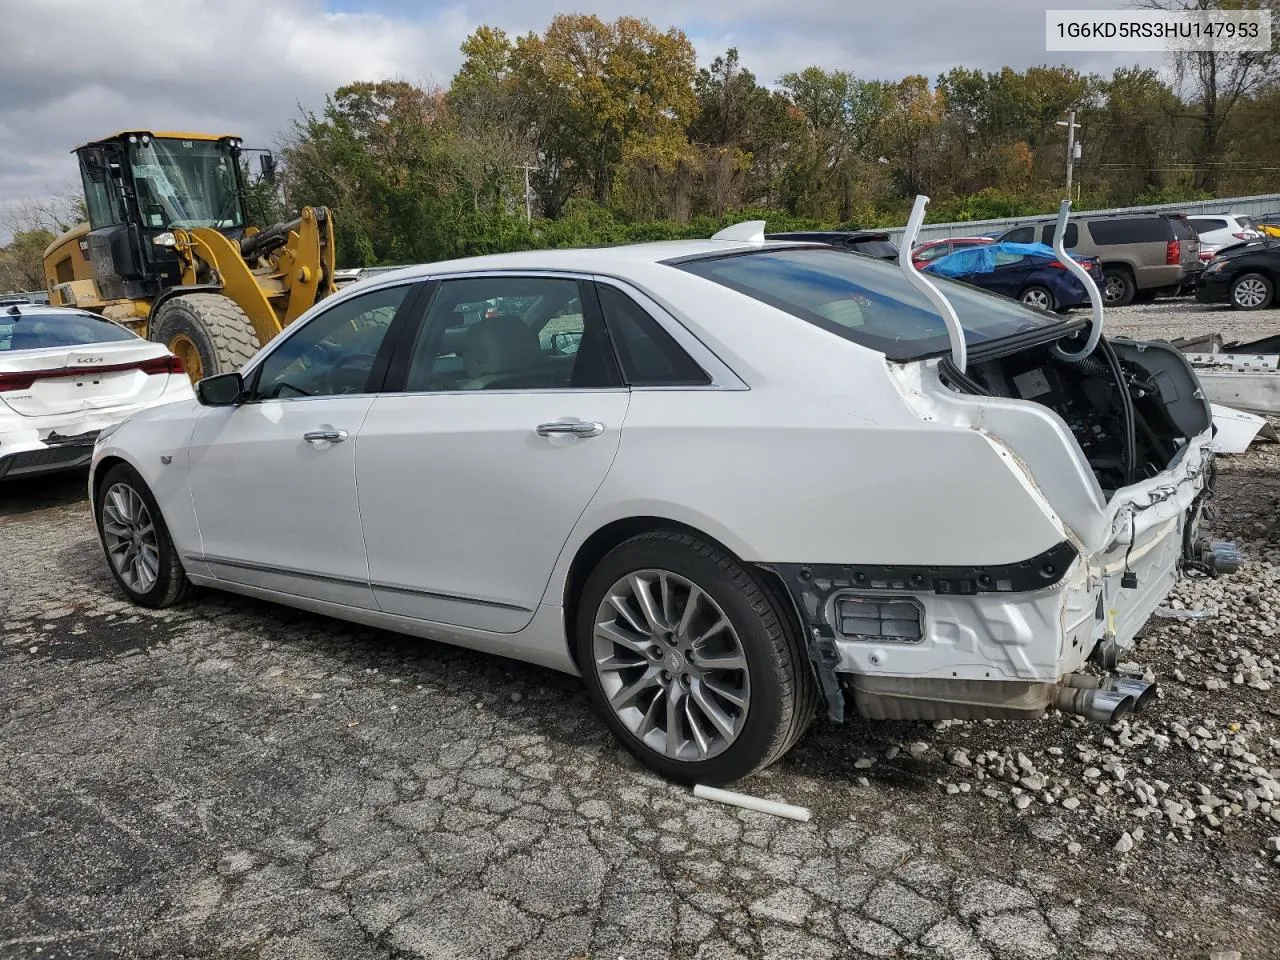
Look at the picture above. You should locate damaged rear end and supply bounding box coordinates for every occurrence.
[788,199,1238,727]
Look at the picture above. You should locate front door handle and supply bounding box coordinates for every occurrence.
[304,429,348,444]
[536,420,604,438]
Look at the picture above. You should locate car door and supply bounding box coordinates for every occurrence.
[187,281,423,609]
[981,251,1032,299]
[356,274,631,633]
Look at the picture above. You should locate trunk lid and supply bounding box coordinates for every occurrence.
[0,341,178,418]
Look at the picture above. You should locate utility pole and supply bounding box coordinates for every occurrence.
[1056,111,1081,197]
[517,164,538,223]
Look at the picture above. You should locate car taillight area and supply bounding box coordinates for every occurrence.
[0,352,185,418]
[1166,239,1180,265]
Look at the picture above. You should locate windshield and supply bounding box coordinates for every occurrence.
[129,138,244,230]
[672,247,1068,361]
[0,311,137,351]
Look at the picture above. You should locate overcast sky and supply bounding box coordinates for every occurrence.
[0,0,1164,237]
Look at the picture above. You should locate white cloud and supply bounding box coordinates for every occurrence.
[0,0,1166,241]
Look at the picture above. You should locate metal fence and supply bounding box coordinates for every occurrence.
[883,192,1280,244]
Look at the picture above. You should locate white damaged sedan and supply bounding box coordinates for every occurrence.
[89,210,1237,784]
[1,304,192,481]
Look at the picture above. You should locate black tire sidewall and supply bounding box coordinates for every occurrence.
[575,535,794,785]
[95,463,184,608]
[151,298,222,378]
[1103,269,1135,306]
[1230,273,1274,311]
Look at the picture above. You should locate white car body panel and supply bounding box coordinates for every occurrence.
[357,390,632,632]
[187,397,377,609]
[1,308,194,481]
[1186,215,1260,251]
[90,235,1227,725]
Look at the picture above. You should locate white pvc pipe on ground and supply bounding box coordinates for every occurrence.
[692,784,813,822]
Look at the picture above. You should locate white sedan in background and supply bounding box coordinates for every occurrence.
[89,227,1235,784]
[0,304,192,481]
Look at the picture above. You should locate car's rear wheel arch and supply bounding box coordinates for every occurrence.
[563,517,803,669]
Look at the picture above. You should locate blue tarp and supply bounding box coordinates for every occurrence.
[924,241,1074,278]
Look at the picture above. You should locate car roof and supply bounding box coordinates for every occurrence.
[2,302,125,322]
[349,237,825,285]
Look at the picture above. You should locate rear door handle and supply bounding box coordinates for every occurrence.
[536,420,604,438]
[304,429,348,444]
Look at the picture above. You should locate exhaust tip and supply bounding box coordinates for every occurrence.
[1054,684,1136,724]
[1107,677,1157,711]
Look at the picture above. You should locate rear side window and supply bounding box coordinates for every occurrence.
[671,247,1064,362]
[1086,217,1170,245]
[1189,218,1227,232]
[1003,226,1036,244]
[595,285,709,386]
[0,311,137,351]
[1039,223,1078,247]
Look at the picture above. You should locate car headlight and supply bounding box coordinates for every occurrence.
[95,422,122,447]
[1203,260,1226,275]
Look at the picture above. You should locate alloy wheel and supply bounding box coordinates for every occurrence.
[592,569,751,762]
[1022,289,1052,310]
[1103,276,1124,303]
[101,482,161,594]
[1234,277,1268,308]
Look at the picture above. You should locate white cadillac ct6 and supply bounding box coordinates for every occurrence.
[88,215,1237,784]
[1,303,193,481]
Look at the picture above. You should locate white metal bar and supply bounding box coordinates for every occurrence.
[898,195,967,374]
[692,784,813,822]
[1051,199,1104,361]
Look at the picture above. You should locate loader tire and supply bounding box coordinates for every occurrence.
[150,293,261,384]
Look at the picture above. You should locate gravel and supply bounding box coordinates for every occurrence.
[1106,297,1280,344]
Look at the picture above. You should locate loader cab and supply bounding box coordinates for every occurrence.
[74,132,253,301]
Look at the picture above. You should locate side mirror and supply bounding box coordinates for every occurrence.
[550,330,583,354]
[196,371,245,406]
[259,152,277,185]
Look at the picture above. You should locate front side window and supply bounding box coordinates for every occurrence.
[129,138,244,230]
[403,276,619,392]
[251,285,409,399]
[673,247,1066,361]
[1004,226,1036,244]
[915,242,951,262]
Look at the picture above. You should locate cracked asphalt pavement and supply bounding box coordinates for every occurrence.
[2,446,1279,959]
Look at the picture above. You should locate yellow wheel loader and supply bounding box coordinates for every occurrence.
[41,131,336,383]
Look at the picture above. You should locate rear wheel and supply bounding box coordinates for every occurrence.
[95,463,195,608]
[150,293,261,384]
[1020,286,1055,311]
[1102,268,1135,307]
[575,530,818,785]
[1230,273,1274,310]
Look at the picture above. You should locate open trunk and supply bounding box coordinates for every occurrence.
[942,333,1211,501]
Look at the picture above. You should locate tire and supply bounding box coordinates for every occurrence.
[1130,289,1158,304]
[1102,268,1135,307]
[1230,273,1274,311]
[575,530,818,785]
[1019,286,1055,311]
[149,293,261,384]
[95,463,195,609]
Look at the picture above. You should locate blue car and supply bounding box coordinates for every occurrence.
[923,241,1104,313]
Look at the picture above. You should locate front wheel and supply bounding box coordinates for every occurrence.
[149,293,261,385]
[1230,273,1274,310]
[575,531,818,785]
[95,463,195,608]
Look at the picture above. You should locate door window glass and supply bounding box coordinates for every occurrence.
[251,284,409,399]
[595,285,709,386]
[404,277,619,391]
